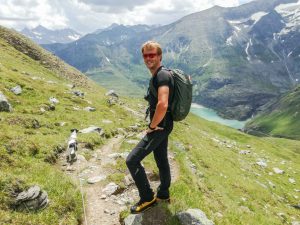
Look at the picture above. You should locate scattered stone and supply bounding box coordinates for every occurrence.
[214,212,223,218]
[124,175,134,186]
[49,97,59,104]
[87,175,106,184]
[289,178,296,184]
[102,182,119,196]
[10,85,22,95]
[124,214,143,225]
[273,168,285,174]
[66,84,75,89]
[0,91,13,112]
[12,68,18,72]
[173,141,186,152]
[268,181,276,188]
[80,126,103,136]
[292,204,300,209]
[100,194,107,199]
[176,209,214,225]
[126,140,139,145]
[239,206,251,213]
[73,106,80,111]
[15,185,49,211]
[40,107,46,113]
[105,90,119,98]
[108,152,129,160]
[55,122,66,127]
[48,104,55,111]
[239,150,251,155]
[102,119,113,124]
[256,159,267,168]
[292,221,300,225]
[246,145,251,148]
[32,119,40,129]
[72,90,84,97]
[84,106,96,112]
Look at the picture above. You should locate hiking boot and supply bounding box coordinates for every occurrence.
[130,197,156,214]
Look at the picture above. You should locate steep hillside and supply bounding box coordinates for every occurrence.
[0,26,299,225]
[244,85,300,139]
[44,0,300,120]
[0,26,139,224]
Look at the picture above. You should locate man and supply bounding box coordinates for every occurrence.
[126,41,174,213]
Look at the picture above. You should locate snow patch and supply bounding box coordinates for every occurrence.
[245,41,251,61]
[105,57,110,63]
[68,34,80,41]
[250,11,268,25]
[288,51,293,57]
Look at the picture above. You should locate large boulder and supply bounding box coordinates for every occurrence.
[14,185,49,211]
[176,209,214,225]
[0,91,12,112]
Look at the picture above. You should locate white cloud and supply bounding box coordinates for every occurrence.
[0,0,250,33]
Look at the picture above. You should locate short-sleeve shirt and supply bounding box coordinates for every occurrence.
[148,66,174,128]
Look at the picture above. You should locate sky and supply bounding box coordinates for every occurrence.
[0,0,254,34]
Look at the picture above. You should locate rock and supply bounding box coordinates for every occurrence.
[15,185,49,211]
[84,106,96,112]
[49,97,59,104]
[72,90,84,97]
[77,154,87,162]
[124,214,143,225]
[102,119,113,124]
[102,182,119,196]
[79,126,103,134]
[87,175,106,184]
[289,178,296,184]
[256,159,267,168]
[40,107,46,113]
[176,209,214,225]
[273,167,285,174]
[106,90,119,98]
[239,150,251,155]
[124,175,134,186]
[292,221,300,225]
[268,181,276,188]
[100,194,107,199]
[10,85,22,95]
[173,141,186,152]
[246,145,251,148]
[0,91,13,112]
[126,140,140,145]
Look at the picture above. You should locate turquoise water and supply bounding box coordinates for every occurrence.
[190,103,248,129]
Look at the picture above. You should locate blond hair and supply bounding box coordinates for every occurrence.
[141,41,162,55]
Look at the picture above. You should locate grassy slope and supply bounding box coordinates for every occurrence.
[0,29,139,224]
[245,85,300,140]
[0,26,299,225]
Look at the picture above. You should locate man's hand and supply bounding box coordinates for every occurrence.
[146,126,164,134]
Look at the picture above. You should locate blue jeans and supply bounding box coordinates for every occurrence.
[126,127,173,201]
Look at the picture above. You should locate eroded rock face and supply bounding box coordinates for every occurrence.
[176,208,215,225]
[0,91,12,112]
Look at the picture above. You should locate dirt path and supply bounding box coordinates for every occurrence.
[59,133,180,225]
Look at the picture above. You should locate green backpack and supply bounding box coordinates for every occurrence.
[149,68,193,121]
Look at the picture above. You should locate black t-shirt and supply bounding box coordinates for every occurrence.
[148,66,174,128]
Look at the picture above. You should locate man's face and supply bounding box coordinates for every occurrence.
[143,48,161,71]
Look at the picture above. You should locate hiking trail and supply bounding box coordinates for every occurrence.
[59,132,179,225]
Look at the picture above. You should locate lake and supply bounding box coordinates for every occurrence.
[190,103,248,129]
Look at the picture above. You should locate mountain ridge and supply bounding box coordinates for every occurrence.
[43,0,300,120]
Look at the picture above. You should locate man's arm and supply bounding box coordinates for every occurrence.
[148,85,169,131]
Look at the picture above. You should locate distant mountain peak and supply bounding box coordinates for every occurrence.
[21,25,82,44]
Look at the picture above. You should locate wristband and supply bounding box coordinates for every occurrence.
[148,124,156,130]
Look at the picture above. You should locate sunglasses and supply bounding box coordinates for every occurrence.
[143,53,158,59]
